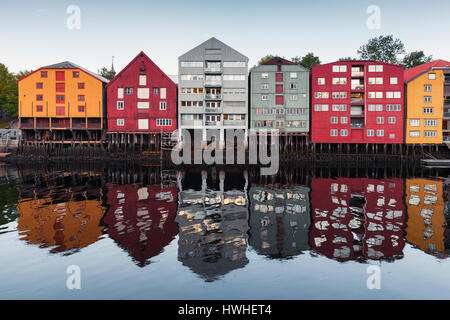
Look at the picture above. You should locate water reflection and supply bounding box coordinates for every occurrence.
[16,173,106,254]
[310,178,405,262]
[175,170,249,281]
[248,186,310,259]
[3,164,450,280]
[104,184,178,267]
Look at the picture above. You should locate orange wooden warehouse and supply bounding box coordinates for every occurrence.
[17,61,109,142]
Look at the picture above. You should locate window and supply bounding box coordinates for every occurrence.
[180,61,203,67]
[156,119,172,126]
[117,101,124,110]
[318,78,325,85]
[424,96,432,103]
[290,72,297,78]
[429,73,436,80]
[377,129,384,137]
[386,104,401,111]
[118,88,124,99]
[160,102,167,110]
[78,83,85,89]
[332,92,347,99]
[330,129,338,136]
[423,107,434,114]
[36,95,43,101]
[332,104,340,111]
[137,102,149,109]
[261,95,268,101]
[36,82,43,89]
[36,105,43,112]
[424,119,437,127]
[332,65,347,72]
[40,71,47,78]
[410,119,420,127]
[138,119,149,130]
[261,73,269,79]
[290,83,297,89]
[424,85,432,92]
[388,116,396,124]
[368,92,383,99]
[57,95,65,103]
[330,117,338,124]
[78,105,85,112]
[261,83,269,90]
[73,71,80,78]
[77,95,85,101]
[367,129,375,137]
[369,65,383,72]
[117,119,124,126]
[138,88,150,99]
[180,74,204,81]
[409,131,420,138]
[368,77,383,85]
[340,104,347,111]
[315,92,329,99]
[160,88,167,99]
[290,95,298,101]
[389,134,395,139]
[139,75,147,86]
[332,78,347,85]
[390,77,398,85]
[341,117,348,124]
[125,88,133,95]
[153,88,159,95]
[424,130,437,137]
[340,129,348,136]
[377,117,384,124]
[223,61,246,67]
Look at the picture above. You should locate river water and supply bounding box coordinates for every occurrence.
[1,162,450,299]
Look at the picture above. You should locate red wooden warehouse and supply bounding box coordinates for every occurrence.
[311,60,404,144]
[106,51,177,140]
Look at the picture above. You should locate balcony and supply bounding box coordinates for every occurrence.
[205,121,221,126]
[444,76,450,84]
[444,99,450,106]
[350,118,364,129]
[351,85,364,91]
[205,107,222,113]
[205,80,222,87]
[351,71,364,77]
[204,66,222,74]
[223,120,246,126]
[205,93,222,100]
[351,98,364,104]
[181,120,203,127]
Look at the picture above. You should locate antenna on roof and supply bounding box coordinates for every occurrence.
[111,56,116,76]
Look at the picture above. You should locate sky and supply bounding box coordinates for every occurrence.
[1,0,449,75]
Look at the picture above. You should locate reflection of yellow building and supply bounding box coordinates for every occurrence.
[17,192,106,253]
[406,179,445,255]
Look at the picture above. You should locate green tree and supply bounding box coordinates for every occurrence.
[257,54,277,65]
[98,67,116,80]
[402,51,433,69]
[0,64,19,117]
[357,35,406,64]
[292,53,321,69]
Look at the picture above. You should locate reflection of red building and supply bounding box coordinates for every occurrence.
[310,178,405,262]
[104,184,178,267]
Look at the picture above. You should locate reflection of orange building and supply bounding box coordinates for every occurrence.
[17,190,106,253]
[104,184,178,267]
[405,179,447,257]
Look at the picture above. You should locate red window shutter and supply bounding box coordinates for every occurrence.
[276,84,283,93]
[276,95,284,105]
[56,83,65,92]
[56,107,65,116]
[56,71,65,81]
[276,73,283,82]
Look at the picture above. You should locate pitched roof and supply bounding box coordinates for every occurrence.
[178,37,248,62]
[107,51,177,88]
[262,57,296,65]
[404,59,450,83]
[18,61,109,83]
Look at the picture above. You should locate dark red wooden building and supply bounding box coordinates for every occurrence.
[311,60,404,144]
[106,51,177,134]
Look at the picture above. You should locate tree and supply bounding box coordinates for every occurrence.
[292,53,321,69]
[357,35,405,64]
[98,67,116,80]
[402,51,433,69]
[0,64,19,117]
[339,57,357,61]
[257,54,277,65]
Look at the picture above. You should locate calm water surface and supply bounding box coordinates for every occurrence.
[1,163,450,299]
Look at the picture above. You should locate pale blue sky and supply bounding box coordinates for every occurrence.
[1,0,449,75]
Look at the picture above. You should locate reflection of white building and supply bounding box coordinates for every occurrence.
[175,170,249,281]
[249,186,311,258]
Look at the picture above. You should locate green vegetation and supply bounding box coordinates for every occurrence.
[0,64,32,118]
[0,119,9,129]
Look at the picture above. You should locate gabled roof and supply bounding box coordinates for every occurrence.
[17,61,109,83]
[107,51,177,88]
[262,57,296,65]
[178,37,248,62]
[404,59,450,83]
